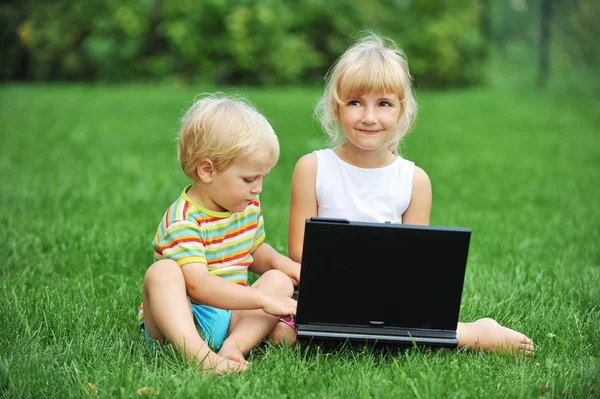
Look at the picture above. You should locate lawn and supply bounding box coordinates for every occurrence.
[0,82,598,398]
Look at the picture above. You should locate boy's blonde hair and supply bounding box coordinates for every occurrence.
[178,93,280,180]
[315,32,418,153]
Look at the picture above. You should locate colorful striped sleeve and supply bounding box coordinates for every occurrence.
[156,220,207,266]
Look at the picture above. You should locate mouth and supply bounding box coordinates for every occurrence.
[357,129,380,135]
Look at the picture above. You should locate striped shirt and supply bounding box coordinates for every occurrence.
[152,185,265,287]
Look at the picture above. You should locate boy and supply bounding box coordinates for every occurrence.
[139,94,300,374]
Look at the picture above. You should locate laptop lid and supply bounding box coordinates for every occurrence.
[296,217,471,343]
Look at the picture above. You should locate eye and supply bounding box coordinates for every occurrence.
[380,101,393,107]
[347,100,361,106]
[243,178,255,183]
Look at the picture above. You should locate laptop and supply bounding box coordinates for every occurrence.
[295,217,472,348]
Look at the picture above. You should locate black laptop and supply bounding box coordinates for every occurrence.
[295,217,472,348]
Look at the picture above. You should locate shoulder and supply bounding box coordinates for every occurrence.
[413,165,430,183]
[402,165,432,224]
[294,152,318,175]
[412,165,432,195]
[296,152,318,168]
[161,197,212,232]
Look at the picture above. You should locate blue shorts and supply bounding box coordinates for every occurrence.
[140,302,232,351]
[190,303,232,350]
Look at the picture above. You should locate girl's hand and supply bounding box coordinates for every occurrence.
[261,294,297,317]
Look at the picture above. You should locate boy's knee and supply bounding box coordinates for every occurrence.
[258,269,294,297]
[144,259,183,288]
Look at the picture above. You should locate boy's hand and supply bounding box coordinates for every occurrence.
[261,294,297,317]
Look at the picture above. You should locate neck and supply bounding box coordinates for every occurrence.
[334,144,396,169]
[186,182,226,213]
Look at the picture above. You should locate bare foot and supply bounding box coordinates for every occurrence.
[457,318,534,356]
[218,342,248,367]
[198,352,247,374]
[269,320,297,345]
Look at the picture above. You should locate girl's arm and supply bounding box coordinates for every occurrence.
[181,262,296,316]
[402,166,432,226]
[249,242,301,286]
[288,153,318,263]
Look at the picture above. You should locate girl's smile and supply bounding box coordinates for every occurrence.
[338,92,401,151]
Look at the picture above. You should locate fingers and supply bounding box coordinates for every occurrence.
[264,296,297,317]
[287,304,297,316]
[286,297,297,316]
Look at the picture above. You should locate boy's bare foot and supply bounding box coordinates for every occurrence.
[199,352,248,374]
[217,342,248,368]
[457,318,534,356]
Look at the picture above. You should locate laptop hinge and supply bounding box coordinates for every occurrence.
[296,324,458,346]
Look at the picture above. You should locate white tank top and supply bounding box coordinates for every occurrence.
[315,149,414,224]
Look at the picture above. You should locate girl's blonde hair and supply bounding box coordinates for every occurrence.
[315,32,418,153]
[178,93,279,180]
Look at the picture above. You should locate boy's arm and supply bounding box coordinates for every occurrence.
[249,243,301,286]
[288,153,318,263]
[402,166,432,226]
[181,262,296,316]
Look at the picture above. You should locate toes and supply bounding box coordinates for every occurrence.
[226,353,241,362]
[219,359,248,374]
[524,344,535,355]
[519,334,533,344]
[224,352,248,365]
[232,361,248,372]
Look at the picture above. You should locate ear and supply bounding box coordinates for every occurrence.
[196,159,215,183]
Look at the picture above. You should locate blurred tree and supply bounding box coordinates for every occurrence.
[4,0,566,88]
[481,0,492,42]
[0,0,30,80]
[538,0,552,87]
[143,0,167,57]
[490,0,599,76]
[384,0,487,87]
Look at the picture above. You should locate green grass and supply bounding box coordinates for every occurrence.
[1,81,599,398]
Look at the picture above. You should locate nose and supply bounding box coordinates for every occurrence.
[361,105,377,124]
[250,180,262,195]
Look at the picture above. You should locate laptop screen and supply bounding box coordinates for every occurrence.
[296,218,471,331]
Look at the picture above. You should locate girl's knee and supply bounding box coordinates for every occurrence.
[270,322,297,345]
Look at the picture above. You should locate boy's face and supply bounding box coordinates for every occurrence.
[206,156,273,213]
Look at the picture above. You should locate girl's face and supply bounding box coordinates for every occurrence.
[338,92,401,153]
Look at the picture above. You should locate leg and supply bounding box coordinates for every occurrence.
[269,318,297,345]
[457,318,534,356]
[142,260,247,373]
[270,287,298,344]
[218,269,294,358]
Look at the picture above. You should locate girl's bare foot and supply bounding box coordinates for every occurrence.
[457,318,534,356]
[199,352,247,374]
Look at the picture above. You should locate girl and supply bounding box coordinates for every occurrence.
[274,32,534,356]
